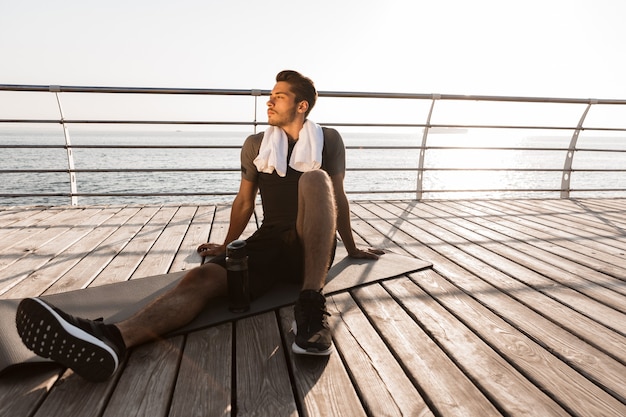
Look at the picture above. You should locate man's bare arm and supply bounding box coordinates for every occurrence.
[197,178,258,256]
[331,173,384,259]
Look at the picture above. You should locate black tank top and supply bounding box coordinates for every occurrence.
[240,127,345,226]
[258,140,302,225]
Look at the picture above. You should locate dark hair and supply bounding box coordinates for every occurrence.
[276,70,317,117]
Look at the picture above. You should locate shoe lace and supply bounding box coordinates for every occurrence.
[297,299,331,332]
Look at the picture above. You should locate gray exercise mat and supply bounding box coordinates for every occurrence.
[0,248,431,374]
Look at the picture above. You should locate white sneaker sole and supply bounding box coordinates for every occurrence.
[16,298,119,381]
[291,320,334,356]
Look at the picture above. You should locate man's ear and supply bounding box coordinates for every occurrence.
[297,100,309,114]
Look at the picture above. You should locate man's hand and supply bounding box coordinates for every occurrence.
[197,243,226,257]
[348,247,385,260]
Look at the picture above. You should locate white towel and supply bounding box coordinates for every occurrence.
[253,120,323,177]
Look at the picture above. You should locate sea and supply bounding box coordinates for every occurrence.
[1,127,625,207]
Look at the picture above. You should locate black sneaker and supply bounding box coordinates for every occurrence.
[292,290,334,356]
[15,297,126,382]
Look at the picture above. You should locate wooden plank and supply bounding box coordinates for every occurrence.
[346,202,406,254]
[0,365,62,417]
[131,206,197,279]
[207,205,232,249]
[203,204,258,252]
[408,269,626,416]
[365,201,626,364]
[352,283,502,417]
[3,207,134,299]
[0,207,31,227]
[466,200,626,274]
[0,208,117,297]
[422,201,626,313]
[485,199,626,251]
[578,199,626,224]
[450,202,626,282]
[235,312,297,417]
[383,277,571,416]
[169,205,215,272]
[1,199,623,417]
[0,208,96,278]
[375,201,626,396]
[42,206,156,294]
[0,207,57,233]
[464,200,626,300]
[278,306,367,417]
[30,367,123,417]
[169,323,232,417]
[352,201,626,399]
[89,206,178,286]
[530,199,626,251]
[102,336,185,417]
[450,200,626,291]
[328,291,434,417]
[514,199,626,233]
[420,200,626,335]
[532,199,626,247]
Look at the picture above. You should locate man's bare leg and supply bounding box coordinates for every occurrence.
[116,262,227,348]
[296,170,337,290]
[292,170,336,355]
[120,170,335,351]
[15,263,227,381]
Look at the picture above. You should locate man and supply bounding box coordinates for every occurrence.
[15,70,382,382]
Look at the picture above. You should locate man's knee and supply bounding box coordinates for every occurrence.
[299,170,332,194]
[178,263,227,295]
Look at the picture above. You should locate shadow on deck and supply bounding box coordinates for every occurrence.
[0,198,625,416]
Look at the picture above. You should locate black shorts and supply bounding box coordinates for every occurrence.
[208,223,336,299]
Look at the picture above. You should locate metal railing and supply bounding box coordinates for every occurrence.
[1,84,625,205]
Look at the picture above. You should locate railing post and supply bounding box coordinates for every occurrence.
[560,101,595,198]
[252,89,262,134]
[52,88,78,206]
[416,95,439,200]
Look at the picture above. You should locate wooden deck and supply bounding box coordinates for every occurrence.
[0,198,625,417]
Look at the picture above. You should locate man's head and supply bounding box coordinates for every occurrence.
[275,70,317,118]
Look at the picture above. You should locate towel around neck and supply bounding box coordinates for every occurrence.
[253,120,324,177]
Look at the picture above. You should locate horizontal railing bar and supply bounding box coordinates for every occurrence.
[323,123,626,132]
[422,147,626,152]
[0,145,244,149]
[412,147,626,152]
[2,84,625,204]
[3,188,623,199]
[0,145,587,151]
[3,167,625,173]
[417,188,626,193]
[0,119,257,126]
[0,193,238,197]
[2,168,624,174]
[0,144,577,150]
[346,189,626,194]
[339,168,626,172]
[0,85,265,96]
[319,92,626,105]
[3,118,626,133]
[0,169,240,173]
[1,145,625,154]
[2,84,626,105]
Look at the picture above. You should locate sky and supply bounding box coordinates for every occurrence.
[1,0,625,99]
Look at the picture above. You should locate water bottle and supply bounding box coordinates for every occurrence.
[226,240,250,313]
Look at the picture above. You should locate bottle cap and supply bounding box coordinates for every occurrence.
[226,240,247,258]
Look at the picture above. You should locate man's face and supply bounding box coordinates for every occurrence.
[267,81,300,127]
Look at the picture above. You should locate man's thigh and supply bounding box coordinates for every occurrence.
[208,223,304,298]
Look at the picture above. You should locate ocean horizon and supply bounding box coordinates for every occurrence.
[1,127,625,206]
